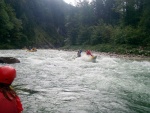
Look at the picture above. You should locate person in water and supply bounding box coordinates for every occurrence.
[0,66,23,113]
[86,50,93,57]
[77,50,82,57]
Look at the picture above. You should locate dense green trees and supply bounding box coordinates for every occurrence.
[0,0,150,55]
[0,0,25,48]
[66,0,150,46]
[1,0,67,48]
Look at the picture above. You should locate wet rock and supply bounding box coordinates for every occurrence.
[0,57,20,64]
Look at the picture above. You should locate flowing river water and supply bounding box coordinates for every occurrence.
[0,49,150,113]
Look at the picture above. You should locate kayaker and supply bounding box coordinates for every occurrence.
[86,50,93,57]
[0,66,23,113]
[77,50,82,57]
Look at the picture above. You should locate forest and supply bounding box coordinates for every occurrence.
[0,0,150,56]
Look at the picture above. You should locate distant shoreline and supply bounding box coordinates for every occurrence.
[0,49,149,61]
[62,48,150,61]
[94,52,150,61]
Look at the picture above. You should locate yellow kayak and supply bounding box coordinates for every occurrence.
[26,48,37,52]
[90,56,97,62]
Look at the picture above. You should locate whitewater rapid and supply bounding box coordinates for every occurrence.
[0,49,149,113]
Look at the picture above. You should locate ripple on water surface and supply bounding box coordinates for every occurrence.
[0,49,149,113]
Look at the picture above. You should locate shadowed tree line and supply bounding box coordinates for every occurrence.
[0,0,150,55]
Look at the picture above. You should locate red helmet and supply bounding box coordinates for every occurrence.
[0,66,16,84]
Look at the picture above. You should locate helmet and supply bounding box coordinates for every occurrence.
[0,66,16,84]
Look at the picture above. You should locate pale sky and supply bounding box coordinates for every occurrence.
[64,0,92,6]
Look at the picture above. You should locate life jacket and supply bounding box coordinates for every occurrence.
[86,50,93,56]
[0,92,23,113]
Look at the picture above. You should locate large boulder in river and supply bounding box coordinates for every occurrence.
[0,57,20,64]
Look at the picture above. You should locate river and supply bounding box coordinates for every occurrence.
[0,49,150,113]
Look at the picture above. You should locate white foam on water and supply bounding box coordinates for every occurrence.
[1,49,149,113]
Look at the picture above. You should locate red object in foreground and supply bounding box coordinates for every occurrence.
[0,66,16,84]
[0,93,23,113]
[0,66,23,113]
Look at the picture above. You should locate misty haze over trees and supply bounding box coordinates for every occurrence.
[0,0,150,55]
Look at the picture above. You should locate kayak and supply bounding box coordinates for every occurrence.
[26,48,37,52]
[90,56,97,62]
[80,54,97,62]
[27,50,37,52]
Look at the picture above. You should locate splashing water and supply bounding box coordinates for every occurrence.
[0,49,150,113]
